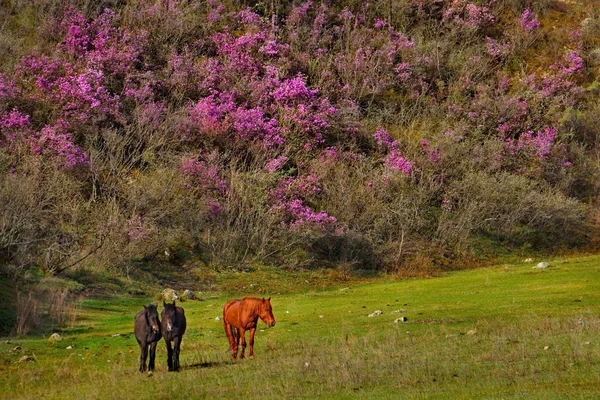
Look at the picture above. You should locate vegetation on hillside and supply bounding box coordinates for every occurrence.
[1,0,600,331]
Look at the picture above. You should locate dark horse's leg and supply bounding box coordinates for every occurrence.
[239,328,247,359]
[173,335,182,371]
[139,341,148,372]
[165,339,174,371]
[148,341,157,371]
[248,328,256,358]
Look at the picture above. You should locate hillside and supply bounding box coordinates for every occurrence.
[1,0,600,332]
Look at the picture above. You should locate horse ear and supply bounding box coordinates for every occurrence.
[262,297,265,301]
[268,297,271,302]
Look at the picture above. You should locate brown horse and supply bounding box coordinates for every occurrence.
[223,297,275,359]
[161,301,186,371]
[134,304,161,372]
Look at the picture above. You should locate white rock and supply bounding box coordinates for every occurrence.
[161,288,179,301]
[368,310,383,317]
[533,262,550,269]
[48,333,62,343]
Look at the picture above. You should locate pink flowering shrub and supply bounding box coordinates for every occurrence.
[0,0,597,276]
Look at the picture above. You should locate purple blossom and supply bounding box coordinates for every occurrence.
[443,0,495,28]
[272,74,319,103]
[288,1,312,25]
[205,200,223,217]
[127,215,149,241]
[32,120,88,168]
[0,109,31,148]
[519,9,540,32]
[486,37,513,59]
[0,109,30,130]
[384,150,413,175]
[338,7,354,22]
[561,50,584,75]
[504,127,559,161]
[373,127,399,151]
[374,19,387,29]
[180,156,229,195]
[279,199,337,228]
[237,8,262,25]
[0,73,16,100]
[265,156,289,172]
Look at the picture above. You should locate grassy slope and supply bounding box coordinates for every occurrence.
[0,255,599,399]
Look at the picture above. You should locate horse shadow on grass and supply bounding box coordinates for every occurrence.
[183,359,235,370]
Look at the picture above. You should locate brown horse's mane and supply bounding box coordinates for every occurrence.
[242,297,263,315]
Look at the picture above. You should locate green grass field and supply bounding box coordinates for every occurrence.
[1,255,599,399]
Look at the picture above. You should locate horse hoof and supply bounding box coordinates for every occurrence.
[147,371,153,377]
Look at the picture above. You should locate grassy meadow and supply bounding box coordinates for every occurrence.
[1,255,599,399]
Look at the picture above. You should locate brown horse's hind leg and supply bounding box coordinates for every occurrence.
[239,328,247,359]
[224,320,238,359]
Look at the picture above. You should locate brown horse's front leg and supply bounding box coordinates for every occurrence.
[148,341,157,371]
[248,328,256,358]
[139,342,148,372]
[165,339,174,371]
[239,328,247,359]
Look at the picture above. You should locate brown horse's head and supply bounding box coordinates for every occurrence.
[145,304,160,333]
[259,297,276,327]
[162,301,179,333]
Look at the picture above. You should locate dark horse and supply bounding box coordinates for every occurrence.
[161,301,186,371]
[223,297,275,359]
[134,304,161,372]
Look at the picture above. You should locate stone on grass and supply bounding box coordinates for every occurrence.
[182,289,195,300]
[48,333,62,343]
[19,355,35,363]
[368,310,383,317]
[161,288,179,302]
[533,262,550,269]
[394,317,408,323]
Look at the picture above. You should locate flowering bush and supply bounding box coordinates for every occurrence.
[0,0,597,276]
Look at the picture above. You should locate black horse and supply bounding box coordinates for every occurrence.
[134,304,161,372]
[161,301,187,371]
